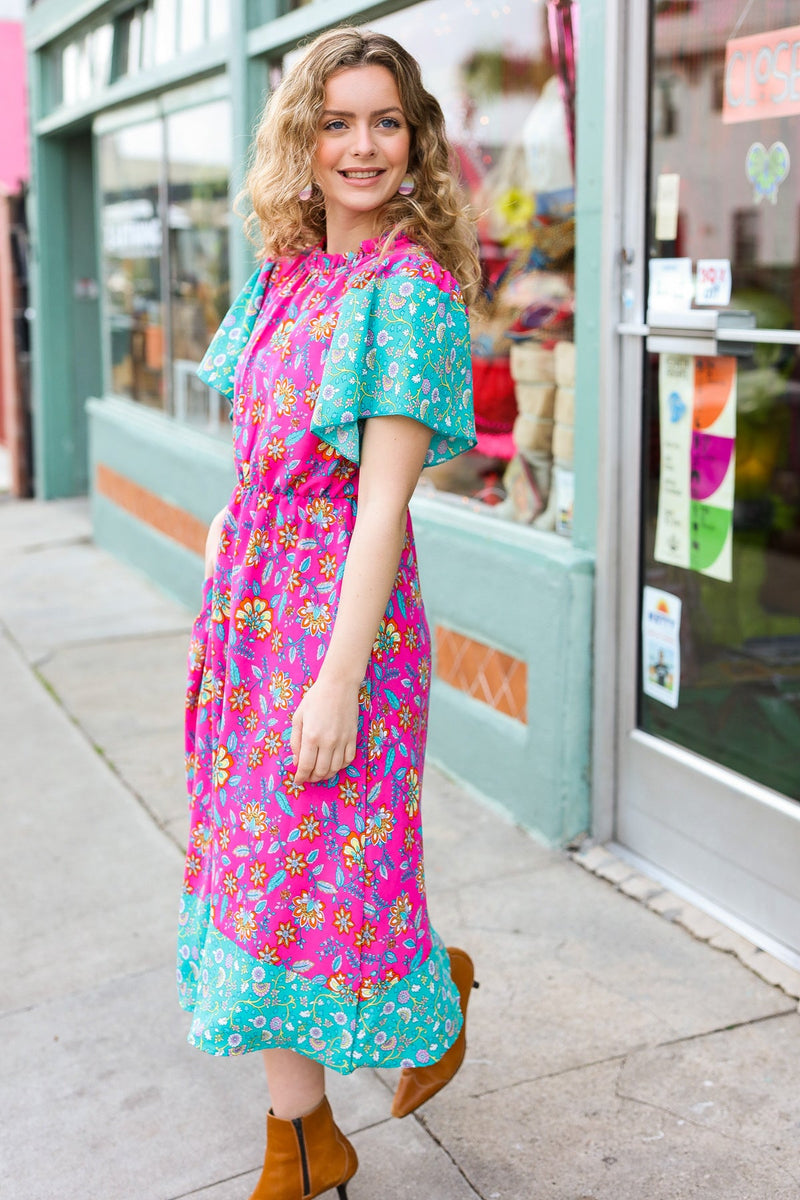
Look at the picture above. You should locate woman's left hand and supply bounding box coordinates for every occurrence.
[290,674,360,784]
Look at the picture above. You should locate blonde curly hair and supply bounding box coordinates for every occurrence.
[240,26,482,308]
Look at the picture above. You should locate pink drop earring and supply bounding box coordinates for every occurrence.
[298,183,313,201]
[397,174,415,197]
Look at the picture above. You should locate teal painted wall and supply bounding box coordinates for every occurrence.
[88,397,235,609]
[29,134,77,497]
[412,498,594,844]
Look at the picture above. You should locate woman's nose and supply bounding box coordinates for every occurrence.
[351,121,377,156]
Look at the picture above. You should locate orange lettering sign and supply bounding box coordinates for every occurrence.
[723,25,800,124]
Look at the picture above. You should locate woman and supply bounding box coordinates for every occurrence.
[178,26,480,1200]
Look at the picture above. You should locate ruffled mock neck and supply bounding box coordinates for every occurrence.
[307,231,412,270]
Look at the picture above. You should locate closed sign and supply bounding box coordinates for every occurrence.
[723,24,800,124]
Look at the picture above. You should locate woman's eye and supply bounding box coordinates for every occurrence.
[324,119,347,131]
[378,117,401,129]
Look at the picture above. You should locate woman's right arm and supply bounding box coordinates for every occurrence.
[204,507,229,579]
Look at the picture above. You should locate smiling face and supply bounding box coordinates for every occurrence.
[312,64,411,251]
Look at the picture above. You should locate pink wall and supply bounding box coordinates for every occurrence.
[0,22,28,192]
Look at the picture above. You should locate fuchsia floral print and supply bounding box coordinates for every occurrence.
[177,234,475,1073]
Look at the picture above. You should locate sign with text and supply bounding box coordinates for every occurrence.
[723,24,800,124]
[695,259,732,307]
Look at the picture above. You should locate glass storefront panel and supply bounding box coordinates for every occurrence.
[99,119,165,410]
[284,0,579,534]
[649,0,800,323]
[166,100,232,433]
[98,96,232,426]
[640,1,800,800]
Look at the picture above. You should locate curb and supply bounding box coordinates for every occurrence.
[571,842,800,1010]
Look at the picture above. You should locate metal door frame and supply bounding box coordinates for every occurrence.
[591,0,649,844]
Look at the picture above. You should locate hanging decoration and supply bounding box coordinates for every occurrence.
[546,0,579,174]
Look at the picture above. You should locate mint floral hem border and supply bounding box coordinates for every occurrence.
[177,892,463,1075]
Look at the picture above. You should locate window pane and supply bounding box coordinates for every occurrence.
[153,0,179,65]
[99,120,165,410]
[370,0,577,533]
[208,0,229,39]
[166,99,232,434]
[179,0,206,54]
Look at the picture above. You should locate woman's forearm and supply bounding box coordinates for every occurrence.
[318,500,409,688]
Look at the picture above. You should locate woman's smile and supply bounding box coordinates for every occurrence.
[338,168,386,181]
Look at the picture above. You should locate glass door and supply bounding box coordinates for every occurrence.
[616,0,800,961]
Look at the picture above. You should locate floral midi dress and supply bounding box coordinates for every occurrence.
[177,233,476,1074]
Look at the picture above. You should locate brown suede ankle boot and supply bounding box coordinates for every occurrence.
[391,947,477,1118]
[248,1095,358,1200]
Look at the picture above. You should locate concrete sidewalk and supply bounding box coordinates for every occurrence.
[2,497,799,1200]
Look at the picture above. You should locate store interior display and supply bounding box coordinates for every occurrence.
[413,0,580,536]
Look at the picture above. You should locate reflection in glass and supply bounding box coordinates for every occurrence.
[166,100,232,432]
[61,23,113,106]
[98,100,232,428]
[378,0,577,531]
[99,120,165,410]
[208,0,230,39]
[154,0,178,65]
[179,0,205,54]
[650,0,800,323]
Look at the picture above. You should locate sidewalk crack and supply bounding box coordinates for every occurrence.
[614,1056,800,1189]
[468,1008,798,1101]
[469,1050,630,1099]
[415,1111,487,1199]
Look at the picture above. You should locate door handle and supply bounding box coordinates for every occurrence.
[645,309,756,357]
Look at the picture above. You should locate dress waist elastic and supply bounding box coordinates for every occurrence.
[235,478,357,507]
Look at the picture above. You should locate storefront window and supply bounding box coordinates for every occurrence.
[99,119,165,410]
[54,1,229,110]
[98,97,232,430]
[371,0,579,535]
[60,22,113,107]
[166,100,232,431]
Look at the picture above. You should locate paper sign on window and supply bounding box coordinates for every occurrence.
[654,355,737,583]
[642,587,682,709]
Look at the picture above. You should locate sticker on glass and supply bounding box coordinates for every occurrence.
[745,141,790,205]
[642,587,682,709]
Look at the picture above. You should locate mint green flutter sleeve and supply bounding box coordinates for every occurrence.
[310,270,476,467]
[196,261,274,401]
